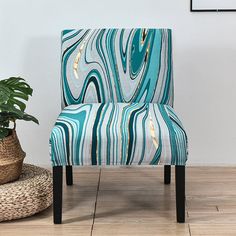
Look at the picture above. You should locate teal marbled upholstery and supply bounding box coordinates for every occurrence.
[50,29,188,166]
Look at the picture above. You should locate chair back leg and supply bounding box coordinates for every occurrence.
[175,165,185,223]
[53,166,63,224]
[66,165,73,185]
[164,165,171,184]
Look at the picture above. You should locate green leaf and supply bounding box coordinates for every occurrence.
[0,105,39,127]
[0,127,9,139]
[0,77,39,128]
[0,84,11,105]
[8,97,26,111]
[0,77,33,111]
[0,104,25,118]
[22,113,39,124]
[0,113,10,127]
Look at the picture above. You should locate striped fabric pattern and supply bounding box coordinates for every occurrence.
[50,103,187,166]
[61,28,174,107]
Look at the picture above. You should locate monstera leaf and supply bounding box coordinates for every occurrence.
[0,77,33,111]
[0,77,38,139]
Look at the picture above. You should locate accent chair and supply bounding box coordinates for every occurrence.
[50,28,188,224]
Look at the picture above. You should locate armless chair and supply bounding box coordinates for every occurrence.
[50,28,188,224]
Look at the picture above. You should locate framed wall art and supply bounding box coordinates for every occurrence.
[191,0,236,12]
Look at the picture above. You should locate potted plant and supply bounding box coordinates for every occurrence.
[0,77,38,184]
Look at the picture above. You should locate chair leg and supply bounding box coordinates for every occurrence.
[164,165,171,184]
[175,165,185,223]
[53,166,63,224]
[66,165,73,186]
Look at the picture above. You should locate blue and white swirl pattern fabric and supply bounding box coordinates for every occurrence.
[50,103,187,166]
[61,29,173,107]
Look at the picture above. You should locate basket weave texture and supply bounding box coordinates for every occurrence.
[0,164,53,222]
[0,130,25,184]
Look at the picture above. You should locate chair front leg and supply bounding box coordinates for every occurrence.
[66,165,73,186]
[53,166,63,224]
[175,165,185,223]
[164,165,171,184]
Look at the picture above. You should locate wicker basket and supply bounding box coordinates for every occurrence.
[0,130,25,185]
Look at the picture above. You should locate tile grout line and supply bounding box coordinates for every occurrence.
[90,168,101,236]
[188,224,192,236]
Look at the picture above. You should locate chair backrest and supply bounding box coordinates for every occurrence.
[61,28,173,107]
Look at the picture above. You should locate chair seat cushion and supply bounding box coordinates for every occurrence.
[50,103,187,166]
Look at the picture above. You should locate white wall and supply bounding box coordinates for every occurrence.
[1,0,236,166]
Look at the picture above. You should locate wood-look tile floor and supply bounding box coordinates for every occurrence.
[1,167,236,236]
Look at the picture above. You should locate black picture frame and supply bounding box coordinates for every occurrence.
[190,0,236,12]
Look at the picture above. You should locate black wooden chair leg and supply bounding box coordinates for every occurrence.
[53,166,63,224]
[164,165,171,184]
[66,165,73,186]
[175,165,185,223]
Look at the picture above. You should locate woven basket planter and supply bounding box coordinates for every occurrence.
[0,130,25,185]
